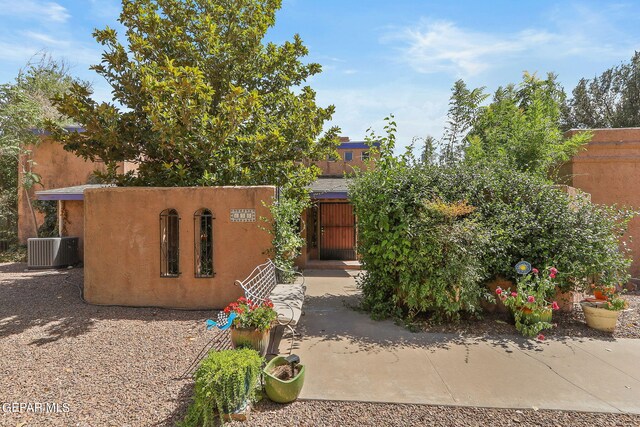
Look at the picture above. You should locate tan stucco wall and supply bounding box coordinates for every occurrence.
[564,128,640,277]
[59,200,85,260]
[312,148,374,176]
[18,137,108,242]
[83,186,275,308]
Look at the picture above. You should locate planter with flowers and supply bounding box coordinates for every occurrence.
[496,261,561,338]
[581,289,627,332]
[223,297,277,356]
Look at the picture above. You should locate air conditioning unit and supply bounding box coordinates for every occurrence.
[27,237,79,269]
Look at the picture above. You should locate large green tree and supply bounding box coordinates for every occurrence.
[52,0,339,195]
[0,55,77,241]
[428,73,590,178]
[564,51,640,129]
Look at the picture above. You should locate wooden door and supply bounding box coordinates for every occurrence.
[320,203,356,260]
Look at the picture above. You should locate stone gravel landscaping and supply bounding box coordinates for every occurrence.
[1,263,639,426]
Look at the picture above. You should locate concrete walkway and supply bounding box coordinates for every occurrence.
[289,270,640,414]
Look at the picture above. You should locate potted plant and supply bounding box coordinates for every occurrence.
[581,291,627,332]
[263,354,306,403]
[181,348,263,426]
[224,297,277,356]
[497,262,561,338]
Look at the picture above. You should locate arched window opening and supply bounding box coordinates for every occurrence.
[194,209,214,277]
[160,209,180,277]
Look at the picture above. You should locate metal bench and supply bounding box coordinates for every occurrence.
[235,259,306,354]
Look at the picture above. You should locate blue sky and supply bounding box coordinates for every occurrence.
[1,0,639,149]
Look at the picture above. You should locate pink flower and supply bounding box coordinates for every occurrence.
[527,295,535,303]
[537,334,545,341]
[511,292,518,297]
[496,287,503,295]
[552,301,560,310]
[549,267,558,279]
[532,268,539,275]
[500,295,507,301]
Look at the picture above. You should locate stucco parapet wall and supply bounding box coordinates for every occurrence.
[83,185,276,309]
[565,127,640,142]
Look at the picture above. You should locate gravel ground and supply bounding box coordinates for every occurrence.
[228,401,640,427]
[1,262,639,427]
[0,262,222,427]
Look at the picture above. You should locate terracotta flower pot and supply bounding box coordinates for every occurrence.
[581,301,621,332]
[592,286,615,301]
[230,327,271,356]
[554,287,582,312]
[483,277,514,313]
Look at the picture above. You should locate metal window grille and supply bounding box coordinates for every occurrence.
[160,209,180,277]
[194,209,215,278]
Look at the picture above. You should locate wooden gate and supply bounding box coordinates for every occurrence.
[320,203,356,260]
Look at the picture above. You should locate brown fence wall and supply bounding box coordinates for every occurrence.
[564,128,640,277]
[83,186,275,308]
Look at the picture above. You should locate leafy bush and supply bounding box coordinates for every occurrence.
[350,140,489,321]
[351,136,635,322]
[182,348,263,427]
[458,167,636,290]
[263,192,307,281]
[0,244,27,263]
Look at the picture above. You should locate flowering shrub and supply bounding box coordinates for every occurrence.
[223,297,277,332]
[497,264,561,337]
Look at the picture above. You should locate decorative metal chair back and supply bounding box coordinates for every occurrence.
[240,259,278,303]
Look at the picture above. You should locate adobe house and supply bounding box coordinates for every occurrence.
[19,134,370,282]
[18,127,136,260]
[561,128,640,278]
[297,137,379,268]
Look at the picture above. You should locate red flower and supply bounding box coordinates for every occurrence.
[527,295,535,303]
[224,307,230,314]
[496,287,503,295]
[239,297,247,303]
[511,291,517,297]
[531,268,539,275]
[537,334,545,341]
[549,267,558,279]
[552,301,560,310]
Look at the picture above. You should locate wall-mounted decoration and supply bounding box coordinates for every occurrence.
[230,209,256,223]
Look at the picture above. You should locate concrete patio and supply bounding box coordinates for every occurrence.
[287,270,640,414]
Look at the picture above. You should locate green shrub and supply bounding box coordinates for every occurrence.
[350,146,489,321]
[351,149,635,322]
[459,167,636,290]
[263,192,307,282]
[181,348,263,427]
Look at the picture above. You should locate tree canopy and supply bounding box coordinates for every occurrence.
[426,73,590,179]
[52,0,339,195]
[564,51,640,129]
[0,55,77,240]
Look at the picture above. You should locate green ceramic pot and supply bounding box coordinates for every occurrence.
[263,356,306,403]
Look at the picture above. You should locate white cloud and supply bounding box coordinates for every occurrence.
[0,0,70,23]
[386,13,637,78]
[24,31,68,46]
